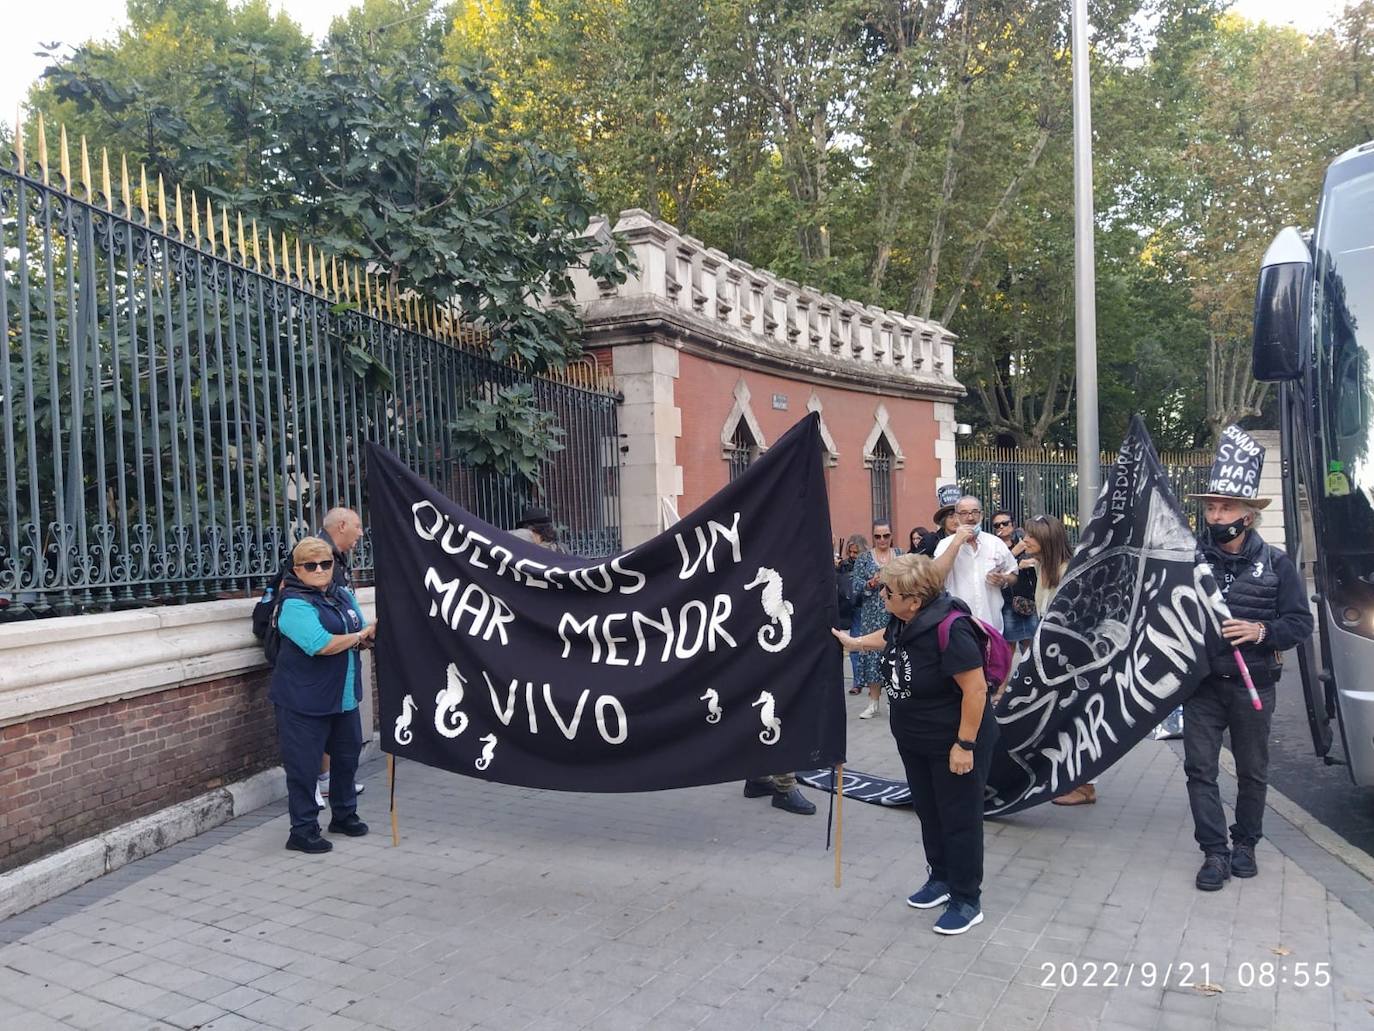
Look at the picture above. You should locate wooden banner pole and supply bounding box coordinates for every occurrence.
[388,753,399,847]
[833,762,844,888]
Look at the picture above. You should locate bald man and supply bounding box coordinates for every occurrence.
[316,506,366,805]
[320,507,365,589]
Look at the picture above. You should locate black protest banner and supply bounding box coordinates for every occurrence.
[369,414,845,792]
[984,416,1229,816]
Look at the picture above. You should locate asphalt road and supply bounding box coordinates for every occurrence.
[1260,661,1374,858]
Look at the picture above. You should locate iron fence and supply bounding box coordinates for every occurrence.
[956,446,1213,541]
[0,128,621,619]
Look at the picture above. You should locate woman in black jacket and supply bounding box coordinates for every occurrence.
[836,533,868,692]
[832,553,997,936]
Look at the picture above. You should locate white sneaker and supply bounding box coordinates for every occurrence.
[859,701,880,719]
[317,780,365,797]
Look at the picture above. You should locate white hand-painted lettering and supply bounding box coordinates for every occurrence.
[557,597,737,666]
[675,512,743,579]
[424,567,515,645]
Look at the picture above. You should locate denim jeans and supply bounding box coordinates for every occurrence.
[1182,675,1276,855]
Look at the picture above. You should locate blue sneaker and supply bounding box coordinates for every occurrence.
[906,879,951,909]
[933,900,984,935]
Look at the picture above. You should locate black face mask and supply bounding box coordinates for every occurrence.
[1207,516,1249,545]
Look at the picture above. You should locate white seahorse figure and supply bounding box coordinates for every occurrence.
[744,566,793,653]
[394,695,417,745]
[752,690,782,745]
[434,663,469,739]
[700,687,723,724]
[475,733,498,771]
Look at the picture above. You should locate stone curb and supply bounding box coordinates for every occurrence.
[0,737,380,921]
[1219,745,1374,883]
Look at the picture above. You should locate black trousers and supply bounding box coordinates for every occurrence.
[275,705,362,838]
[1182,675,1277,855]
[895,735,995,907]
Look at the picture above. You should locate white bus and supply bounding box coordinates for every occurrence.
[1253,140,1374,787]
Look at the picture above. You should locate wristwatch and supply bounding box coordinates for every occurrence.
[955,738,976,751]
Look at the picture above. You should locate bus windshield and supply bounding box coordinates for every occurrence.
[1313,163,1374,555]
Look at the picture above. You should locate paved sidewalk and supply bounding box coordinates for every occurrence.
[2,688,1373,1031]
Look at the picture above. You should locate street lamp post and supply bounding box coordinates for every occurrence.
[1072,0,1101,527]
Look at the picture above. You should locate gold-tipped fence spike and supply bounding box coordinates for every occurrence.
[330,256,339,300]
[251,220,262,272]
[189,191,200,245]
[219,205,229,258]
[14,106,24,175]
[36,113,48,185]
[100,148,112,210]
[206,198,217,252]
[267,230,276,275]
[138,165,149,222]
[157,176,167,233]
[236,212,246,265]
[59,123,70,190]
[306,245,317,292]
[363,269,374,311]
[120,154,131,216]
[345,263,356,305]
[294,238,303,285]
[174,184,185,239]
[280,232,290,279]
[80,136,92,200]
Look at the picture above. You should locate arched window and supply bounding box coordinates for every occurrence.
[870,435,894,526]
[726,419,759,481]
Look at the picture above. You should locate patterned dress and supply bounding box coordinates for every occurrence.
[851,548,903,686]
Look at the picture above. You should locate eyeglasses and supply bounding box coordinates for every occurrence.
[992,521,1011,529]
[296,559,334,572]
[873,532,892,540]
[880,584,914,600]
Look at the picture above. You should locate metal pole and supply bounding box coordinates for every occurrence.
[1072,0,1101,527]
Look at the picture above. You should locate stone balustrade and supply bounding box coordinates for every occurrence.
[571,209,961,397]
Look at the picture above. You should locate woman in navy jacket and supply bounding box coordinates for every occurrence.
[271,537,374,853]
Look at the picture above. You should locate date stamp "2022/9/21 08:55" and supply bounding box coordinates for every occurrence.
[1039,961,1332,990]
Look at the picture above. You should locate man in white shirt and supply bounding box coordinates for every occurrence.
[930,496,1018,633]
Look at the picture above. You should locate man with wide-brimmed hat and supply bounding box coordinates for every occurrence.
[511,505,560,550]
[1183,425,1313,892]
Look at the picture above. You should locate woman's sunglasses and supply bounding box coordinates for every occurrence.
[296,559,334,572]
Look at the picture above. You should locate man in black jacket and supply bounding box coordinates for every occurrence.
[1185,427,1314,891]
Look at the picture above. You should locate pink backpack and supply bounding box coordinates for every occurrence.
[937,611,1015,688]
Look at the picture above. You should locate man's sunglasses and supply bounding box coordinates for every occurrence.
[296,559,334,572]
[873,532,892,539]
[992,521,1011,529]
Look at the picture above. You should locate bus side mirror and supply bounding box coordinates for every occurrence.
[1252,226,1311,382]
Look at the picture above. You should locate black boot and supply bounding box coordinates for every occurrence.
[327,813,369,837]
[742,779,775,798]
[1230,843,1257,878]
[286,830,332,854]
[772,788,816,815]
[1195,853,1230,891]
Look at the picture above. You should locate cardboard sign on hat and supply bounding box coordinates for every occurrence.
[1187,424,1271,509]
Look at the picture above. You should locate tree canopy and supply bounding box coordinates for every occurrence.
[26,0,1374,448]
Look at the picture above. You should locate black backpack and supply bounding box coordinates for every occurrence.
[251,560,292,666]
